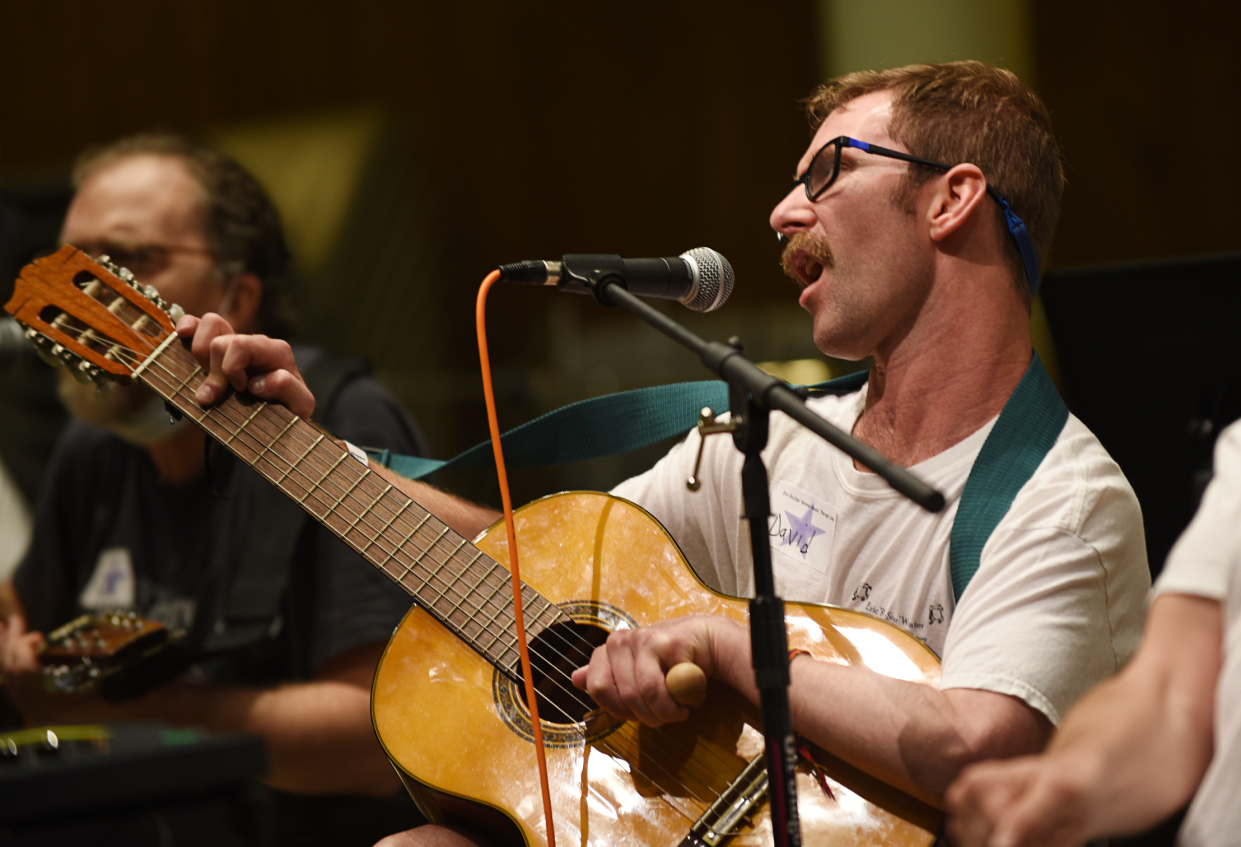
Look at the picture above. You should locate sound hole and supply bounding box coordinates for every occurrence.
[519,620,610,725]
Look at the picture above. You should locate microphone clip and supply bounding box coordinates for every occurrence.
[494,256,626,307]
[560,255,629,308]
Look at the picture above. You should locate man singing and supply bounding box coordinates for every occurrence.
[177,62,1150,846]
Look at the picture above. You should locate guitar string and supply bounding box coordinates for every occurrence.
[56,319,755,804]
[162,346,769,804]
[39,271,793,808]
[127,340,749,804]
[63,330,577,691]
[59,321,748,803]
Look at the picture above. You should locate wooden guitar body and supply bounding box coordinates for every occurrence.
[374,492,942,847]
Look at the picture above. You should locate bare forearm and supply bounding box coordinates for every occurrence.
[1030,596,1219,833]
[708,621,1049,807]
[578,615,1044,808]
[9,658,399,796]
[945,594,1222,847]
[147,678,398,795]
[40,677,391,796]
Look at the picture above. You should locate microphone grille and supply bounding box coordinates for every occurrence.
[680,247,734,312]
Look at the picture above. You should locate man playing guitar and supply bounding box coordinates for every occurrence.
[176,62,1150,846]
[0,135,428,846]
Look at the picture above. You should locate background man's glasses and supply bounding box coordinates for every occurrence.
[70,242,214,280]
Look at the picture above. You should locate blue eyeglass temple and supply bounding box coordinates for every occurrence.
[776,139,1043,296]
[991,195,1041,296]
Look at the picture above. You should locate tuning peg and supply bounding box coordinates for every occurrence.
[29,330,60,366]
[75,360,103,384]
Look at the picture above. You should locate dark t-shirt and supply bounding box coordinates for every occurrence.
[14,356,429,845]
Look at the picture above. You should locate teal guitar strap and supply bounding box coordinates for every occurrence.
[372,356,1065,602]
[370,370,869,480]
[949,352,1068,601]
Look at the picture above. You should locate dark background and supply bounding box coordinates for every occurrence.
[2,0,1239,555]
[1,3,1238,844]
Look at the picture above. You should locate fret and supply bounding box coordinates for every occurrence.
[431,539,472,623]
[296,451,348,508]
[415,526,454,604]
[276,434,325,485]
[518,589,543,645]
[475,575,516,656]
[532,598,565,632]
[169,362,207,421]
[364,498,411,561]
[391,512,434,583]
[478,570,512,621]
[347,483,393,539]
[490,589,544,672]
[324,469,367,525]
[226,402,269,446]
[253,417,298,469]
[442,549,487,615]
[440,551,494,644]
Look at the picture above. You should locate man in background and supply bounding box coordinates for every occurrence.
[0,135,427,845]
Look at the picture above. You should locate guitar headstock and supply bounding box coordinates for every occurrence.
[40,611,171,694]
[4,245,184,387]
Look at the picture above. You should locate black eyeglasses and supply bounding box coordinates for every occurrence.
[786,136,1042,294]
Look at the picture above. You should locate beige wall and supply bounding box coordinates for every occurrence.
[818,0,1033,83]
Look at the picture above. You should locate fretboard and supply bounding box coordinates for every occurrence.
[135,336,569,680]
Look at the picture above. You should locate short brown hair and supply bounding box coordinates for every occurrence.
[806,61,1063,295]
[72,133,296,337]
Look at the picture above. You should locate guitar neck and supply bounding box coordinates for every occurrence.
[135,337,566,680]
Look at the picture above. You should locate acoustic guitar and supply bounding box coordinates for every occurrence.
[6,246,942,846]
[39,611,169,694]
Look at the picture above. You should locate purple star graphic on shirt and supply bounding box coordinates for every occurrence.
[783,505,826,559]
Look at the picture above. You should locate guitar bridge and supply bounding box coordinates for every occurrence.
[680,754,768,847]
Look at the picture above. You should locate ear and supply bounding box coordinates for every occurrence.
[222,272,263,333]
[925,163,989,243]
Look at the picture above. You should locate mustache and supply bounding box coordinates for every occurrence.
[780,231,834,285]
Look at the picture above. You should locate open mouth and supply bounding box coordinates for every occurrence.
[801,255,824,284]
[780,232,832,289]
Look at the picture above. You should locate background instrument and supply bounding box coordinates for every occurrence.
[39,612,169,694]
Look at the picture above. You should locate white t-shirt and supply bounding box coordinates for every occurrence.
[613,385,1150,724]
[1154,421,1241,847]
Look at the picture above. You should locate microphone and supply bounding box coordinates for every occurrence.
[498,247,734,313]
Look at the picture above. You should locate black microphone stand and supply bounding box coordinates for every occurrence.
[568,265,944,847]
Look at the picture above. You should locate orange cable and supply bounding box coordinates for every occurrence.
[476,269,557,847]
